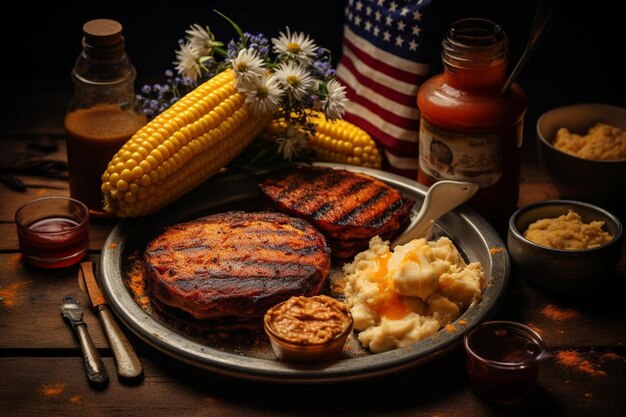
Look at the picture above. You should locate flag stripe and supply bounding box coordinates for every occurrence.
[341,45,418,96]
[337,0,433,177]
[384,149,420,170]
[338,53,419,115]
[343,26,429,79]
[340,80,420,131]
[343,102,420,149]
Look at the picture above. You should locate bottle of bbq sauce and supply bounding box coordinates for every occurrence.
[416,18,527,233]
[64,19,146,216]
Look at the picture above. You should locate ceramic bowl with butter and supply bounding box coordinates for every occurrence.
[536,103,626,211]
[507,200,623,292]
[263,295,354,363]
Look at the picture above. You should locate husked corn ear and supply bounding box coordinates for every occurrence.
[101,69,271,217]
[262,110,382,169]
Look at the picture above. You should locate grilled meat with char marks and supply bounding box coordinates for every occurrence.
[258,165,414,258]
[144,211,330,328]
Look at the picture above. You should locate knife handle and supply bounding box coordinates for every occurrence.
[75,322,109,386]
[97,306,143,380]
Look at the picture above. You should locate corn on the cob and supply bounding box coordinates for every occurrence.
[262,110,382,169]
[101,69,271,217]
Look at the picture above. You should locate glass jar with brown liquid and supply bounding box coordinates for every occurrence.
[416,19,527,233]
[65,19,146,216]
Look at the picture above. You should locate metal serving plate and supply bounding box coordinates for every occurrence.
[100,162,510,383]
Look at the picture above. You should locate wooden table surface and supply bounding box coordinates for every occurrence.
[1,122,625,417]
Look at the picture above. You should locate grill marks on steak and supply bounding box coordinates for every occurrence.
[258,165,414,258]
[144,211,330,327]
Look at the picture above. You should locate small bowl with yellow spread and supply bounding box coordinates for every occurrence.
[263,295,354,363]
[536,103,626,211]
[507,200,623,291]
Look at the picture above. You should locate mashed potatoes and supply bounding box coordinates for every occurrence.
[342,236,485,353]
[554,123,626,160]
[523,210,613,250]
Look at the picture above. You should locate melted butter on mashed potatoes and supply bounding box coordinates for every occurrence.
[342,236,485,353]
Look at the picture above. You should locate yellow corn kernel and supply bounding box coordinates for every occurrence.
[101,69,273,217]
[262,110,382,169]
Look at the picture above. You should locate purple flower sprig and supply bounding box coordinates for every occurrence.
[227,32,271,62]
[137,69,197,119]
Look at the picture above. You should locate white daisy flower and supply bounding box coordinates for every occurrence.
[238,74,283,116]
[275,127,309,161]
[185,24,220,57]
[322,79,348,121]
[231,48,266,88]
[273,61,316,101]
[173,42,202,81]
[271,27,318,65]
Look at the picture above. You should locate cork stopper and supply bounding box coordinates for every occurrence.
[82,19,125,60]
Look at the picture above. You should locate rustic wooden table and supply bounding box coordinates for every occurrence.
[1,116,625,416]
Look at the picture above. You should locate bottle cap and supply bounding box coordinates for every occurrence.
[82,19,125,60]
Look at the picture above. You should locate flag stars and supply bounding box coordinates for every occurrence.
[389,1,398,12]
[385,15,393,26]
[377,0,385,7]
[364,21,372,32]
[412,25,421,36]
[413,9,422,20]
[400,7,410,17]
[373,26,380,37]
[354,15,362,26]
[397,20,406,32]
[375,11,382,21]
[409,39,418,51]
[355,0,363,11]
[383,31,391,41]
[395,35,404,47]
[365,6,372,16]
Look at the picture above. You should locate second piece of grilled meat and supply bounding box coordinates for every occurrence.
[258,165,414,258]
[144,211,331,328]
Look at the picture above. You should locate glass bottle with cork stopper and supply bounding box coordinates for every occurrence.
[64,19,146,216]
[416,18,527,233]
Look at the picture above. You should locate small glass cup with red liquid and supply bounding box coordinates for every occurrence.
[15,196,89,268]
[464,320,549,405]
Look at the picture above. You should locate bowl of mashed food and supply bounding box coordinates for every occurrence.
[536,103,626,211]
[507,200,623,291]
[263,295,354,363]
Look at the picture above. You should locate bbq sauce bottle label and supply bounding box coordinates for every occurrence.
[418,119,503,188]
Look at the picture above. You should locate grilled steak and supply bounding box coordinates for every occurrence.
[144,211,330,328]
[258,165,414,258]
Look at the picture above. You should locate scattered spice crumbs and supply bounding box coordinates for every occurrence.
[107,242,118,249]
[556,350,606,376]
[41,383,66,397]
[457,319,467,326]
[526,322,544,335]
[489,247,503,254]
[8,253,21,266]
[541,304,580,321]
[126,252,150,310]
[0,281,31,307]
[69,396,81,404]
[444,324,456,332]
[584,392,593,398]
[36,188,48,195]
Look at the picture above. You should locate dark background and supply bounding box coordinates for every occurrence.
[2,0,623,161]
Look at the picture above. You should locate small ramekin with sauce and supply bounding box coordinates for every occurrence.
[263,295,354,363]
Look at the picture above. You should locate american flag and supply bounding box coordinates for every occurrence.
[336,0,432,178]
